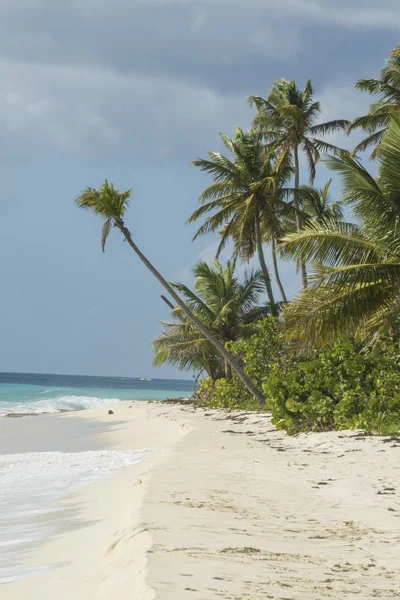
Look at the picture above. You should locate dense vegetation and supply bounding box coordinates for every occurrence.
[77,45,400,435]
[198,319,400,435]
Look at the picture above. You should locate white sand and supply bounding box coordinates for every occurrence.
[2,401,400,599]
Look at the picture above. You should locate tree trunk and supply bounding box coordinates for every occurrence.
[294,145,308,289]
[271,237,287,303]
[224,358,232,380]
[161,295,175,310]
[254,216,276,311]
[116,220,266,405]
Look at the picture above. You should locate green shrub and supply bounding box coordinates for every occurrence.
[196,318,282,410]
[197,321,400,436]
[228,317,282,388]
[264,340,400,435]
[197,376,260,410]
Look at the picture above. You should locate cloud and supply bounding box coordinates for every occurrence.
[0,58,376,165]
[1,2,398,89]
[0,1,397,160]
[65,0,400,31]
[0,59,253,160]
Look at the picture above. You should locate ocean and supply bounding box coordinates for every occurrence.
[0,372,195,416]
[0,372,194,584]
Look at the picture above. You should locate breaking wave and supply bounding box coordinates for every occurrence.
[0,395,123,416]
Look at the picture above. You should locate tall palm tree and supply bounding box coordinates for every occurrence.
[279,115,400,347]
[75,180,266,404]
[249,79,349,288]
[153,259,266,379]
[348,45,400,157]
[188,127,293,309]
[257,196,292,303]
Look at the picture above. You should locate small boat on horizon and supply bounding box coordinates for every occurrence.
[140,377,153,381]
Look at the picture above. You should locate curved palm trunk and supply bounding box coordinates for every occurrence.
[294,145,308,289]
[271,237,287,303]
[254,216,276,314]
[117,219,266,405]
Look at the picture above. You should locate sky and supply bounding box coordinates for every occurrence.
[0,1,399,378]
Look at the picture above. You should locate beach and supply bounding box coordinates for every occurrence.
[2,401,400,599]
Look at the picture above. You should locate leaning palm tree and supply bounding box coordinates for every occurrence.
[348,45,400,157]
[153,259,266,379]
[188,127,293,308]
[279,115,400,347]
[76,180,265,404]
[249,79,349,288]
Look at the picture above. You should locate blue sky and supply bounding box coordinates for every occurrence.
[0,1,399,378]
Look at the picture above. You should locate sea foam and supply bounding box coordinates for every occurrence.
[0,448,147,583]
[0,395,123,416]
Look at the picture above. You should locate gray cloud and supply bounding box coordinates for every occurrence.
[2,1,398,86]
[0,1,398,159]
[0,60,255,160]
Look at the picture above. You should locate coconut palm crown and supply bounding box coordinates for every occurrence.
[249,79,349,183]
[153,259,266,379]
[188,127,293,308]
[248,79,349,288]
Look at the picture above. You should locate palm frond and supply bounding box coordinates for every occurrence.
[311,138,349,157]
[352,130,386,156]
[279,220,378,267]
[309,119,350,136]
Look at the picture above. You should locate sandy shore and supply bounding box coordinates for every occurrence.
[2,401,400,599]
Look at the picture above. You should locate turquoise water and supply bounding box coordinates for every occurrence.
[0,372,195,415]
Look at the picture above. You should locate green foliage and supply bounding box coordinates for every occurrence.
[153,259,266,379]
[228,317,282,387]
[249,79,349,183]
[188,127,294,307]
[197,377,259,411]
[298,180,344,224]
[280,115,400,347]
[349,44,400,157]
[263,340,400,436]
[197,318,282,409]
[75,180,131,251]
[198,321,400,437]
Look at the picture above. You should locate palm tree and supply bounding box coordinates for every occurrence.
[348,45,400,157]
[269,181,343,301]
[75,180,266,404]
[278,115,400,347]
[258,196,291,303]
[299,179,344,223]
[249,79,349,288]
[153,259,266,379]
[153,312,224,381]
[188,127,293,309]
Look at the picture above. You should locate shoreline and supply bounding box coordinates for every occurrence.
[2,401,400,598]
